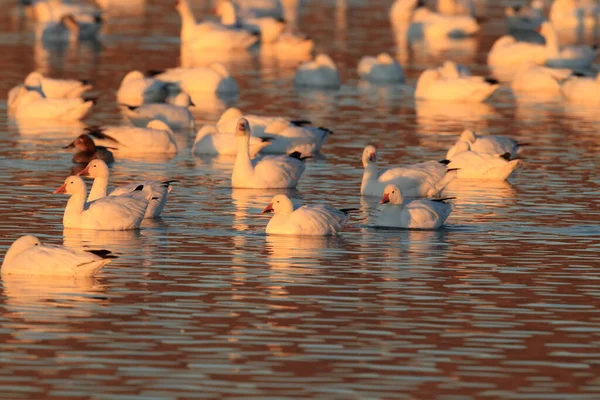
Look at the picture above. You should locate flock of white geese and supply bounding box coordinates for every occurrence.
[3,0,599,277]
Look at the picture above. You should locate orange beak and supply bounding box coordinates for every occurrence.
[261,203,274,214]
[53,183,67,194]
[77,165,90,176]
[380,193,390,204]
[369,152,376,162]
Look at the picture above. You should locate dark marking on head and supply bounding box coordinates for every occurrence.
[500,152,512,161]
[485,77,499,85]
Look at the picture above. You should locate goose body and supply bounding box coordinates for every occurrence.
[549,0,600,28]
[14,90,93,121]
[561,73,600,104]
[85,121,178,155]
[271,32,314,57]
[2,235,112,277]
[216,0,286,43]
[154,64,239,95]
[117,70,169,107]
[358,53,405,83]
[78,160,173,219]
[361,145,456,197]
[121,93,195,131]
[261,194,351,236]
[415,67,499,103]
[447,142,523,180]
[53,176,151,230]
[511,64,573,95]
[294,54,341,89]
[193,124,271,157]
[487,35,548,67]
[24,71,93,99]
[232,118,307,189]
[447,129,523,159]
[376,184,453,229]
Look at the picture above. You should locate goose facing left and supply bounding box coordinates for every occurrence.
[2,235,113,277]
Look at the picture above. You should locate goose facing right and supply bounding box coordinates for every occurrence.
[294,54,341,89]
[447,129,525,159]
[446,142,523,180]
[24,71,93,99]
[2,235,114,277]
[415,67,499,103]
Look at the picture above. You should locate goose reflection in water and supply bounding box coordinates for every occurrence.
[415,99,500,135]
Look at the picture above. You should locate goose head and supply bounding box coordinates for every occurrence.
[380,184,404,205]
[171,92,193,107]
[362,145,377,168]
[24,72,43,89]
[215,0,239,26]
[3,235,41,267]
[53,175,87,196]
[221,107,243,123]
[121,70,145,86]
[415,69,441,98]
[459,129,478,144]
[65,134,96,153]
[235,117,251,139]
[78,159,110,179]
[261,194,294,214]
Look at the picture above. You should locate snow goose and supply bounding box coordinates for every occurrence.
[357,53,405,83]
[24,71,93,99]
[153,64,239,96]
[361,145,457,197]
[261,194,354,236]
[560,72,600,104]
[83,121,178,155]
[437,60,471,79]
[549,0,600,28]
[232,118,308,189]
[7,85,29,114]
[511,63,574,96]
[14,90,93,121]
[415,67,499,103]
[487,35,548,68]
[270,32,314,58]
[294,54,341,89]
[505,0,545,31]
[121,92,195,131]
[216,0,286,43]
[175,0,259,50]
[390,0,479,38]
[116,70,170,107]
[446,129,524,159]
[36,14,101,42]
[2,235,114,277]
[437,0,476,16]
[78,160,174,219]
[65,134,115,164]
[376,184,454,229]
[193,124,271,157]
[446,142,523,180]
[539,22,598,69]
[53,175,151,230]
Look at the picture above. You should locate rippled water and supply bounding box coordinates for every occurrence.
[0,0,599,398]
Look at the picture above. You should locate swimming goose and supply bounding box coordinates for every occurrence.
[511,64,573,95]
[447,129,524,159]
[175,0,259,50]
[36,14,101,42]
[7,85,30,114]
[232,118,307,189]
[446,142,523,180]
[2,235,114,277]
[361,145,457,197]
[270,32,314,57]
[505,0,545,31]
[53,175,151,230]
[294,54,341,89]
[193,124,271,157]
[376,184,454,229]
[261,194,354,236]
[153,64,239,95]
[549,0,600,28]
[487,34,548,68]
[65,134,115,164]
[116,70,170,107]
[14,90,93,121]
[83,121,178,155]
[560,72,600,104]
[390,0,479,38]
[415,67,499,102]
[78,160,174,219]
[121,92,195,131]
[357,53,405,83]
[539,22,598,69]
[216,0,286,43]
[24,71,93,99]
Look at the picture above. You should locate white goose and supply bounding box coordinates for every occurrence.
[53,175,151,230]
[361,145,457,197]
[175,0,259,50]
[261,194,354,236]
[511,63,574,95]
[446,142,523,180]
[121,92,195,131]
[539,22,598,69]
[415,67,499,103]
[83,120,178,155]
[116,70,170,107]
[357,53,405,83]
[447,129,525,159]
[216,0,286,43]
[376,184,454,229]
[232,118,308,189]
[14,90,93,121]
[78,160,174,219]
[549,0,600,28]
[193,124,271,157]
[24,71,93,99]
[153,64,239,95]
[437,60,471,79]
[561,73,600,104]
[294,54,341,89]
[270,32,314,57]
[7,85,30,114]
[505,0,545,31]
[390,0,479,38]
[2,235,113,277]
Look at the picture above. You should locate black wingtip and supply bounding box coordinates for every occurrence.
[447,168,460,172]
[500,152,512,161]
[119,104,138,111]
[152,196,160,200]
[318,126,334,135]
[146,69,164,77]
[86,249,118,259]
[439,159,451,165]
[431,197,456,203]
[288,151,311,161]
[517,142,531,147]
[85,127,121,144]
[573,72,587,77]
[134,185,144,191]
[80,79,93,86]
[485,77,499,85]
[261,136,274,142]
[290,119,312,126]
[163,179,178,185]
[512,5,522,12]
[339,208,359,214]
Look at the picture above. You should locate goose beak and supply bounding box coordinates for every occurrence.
[261,203,274,214]
[64,141,75,149]
[380,193,390,204]
[77,166,90,176]
[53,183,67,194]
[369,152,376,162]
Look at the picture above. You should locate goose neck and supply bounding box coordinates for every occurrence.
[88,177,109,202]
